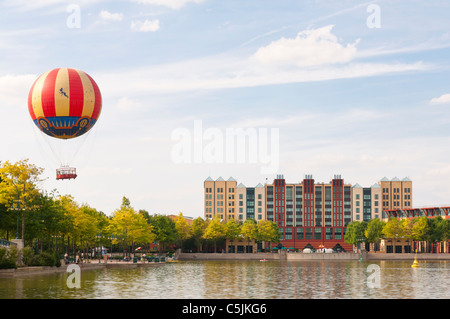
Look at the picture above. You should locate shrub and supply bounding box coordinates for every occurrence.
[34,251,61,267]
[0,246,18,269]
[22,246,35,266]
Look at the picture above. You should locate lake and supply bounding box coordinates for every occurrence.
[0,260,449,299]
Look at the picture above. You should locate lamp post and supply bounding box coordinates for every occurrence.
[10,201,20,239]
[357,237,365,262]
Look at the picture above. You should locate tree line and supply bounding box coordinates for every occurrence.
[0,159,281,267]
[345,216,450,251]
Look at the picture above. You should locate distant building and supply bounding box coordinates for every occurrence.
[168,214,194,225]
[204,176,237,222]
[351,183,382,222]
[379,177,413,217]
[236,182,266,222]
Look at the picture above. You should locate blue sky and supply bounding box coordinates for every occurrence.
[1,0,450,217]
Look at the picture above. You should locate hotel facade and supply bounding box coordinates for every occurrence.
[204,175,413,251]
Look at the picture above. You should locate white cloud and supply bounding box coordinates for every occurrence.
[117,97,142,111]
[0,73,36,107]
[99,10,123,22]
[130,0,205,10]
[252,25,359,67]
[429,93,450,105]
[130,19,160,32]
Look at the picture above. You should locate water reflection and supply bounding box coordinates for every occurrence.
[0,260,448,299]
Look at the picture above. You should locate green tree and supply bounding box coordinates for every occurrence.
[426,216,447,244]
[147,214,177,252]
[344,221,367,246]
[411,217,429,241]
[203,216,225,253]
[364,218,385,249]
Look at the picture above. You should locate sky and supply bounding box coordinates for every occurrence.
[1,0,450,217]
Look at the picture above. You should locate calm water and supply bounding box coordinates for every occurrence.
[0,260,449,299]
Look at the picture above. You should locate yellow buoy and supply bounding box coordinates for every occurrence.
[411,250,420,268]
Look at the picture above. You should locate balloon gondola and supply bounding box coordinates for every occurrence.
[28,68,102,180]
[56,166,77,180]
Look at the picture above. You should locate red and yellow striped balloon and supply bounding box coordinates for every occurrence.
[28,68,102,139]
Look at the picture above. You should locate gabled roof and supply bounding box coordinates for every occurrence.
[391,177,400,182]
[216,176,225,181]
[237,183,246,188]
[352,183,362,188]
[371,183,381,188]
[255,183,264,188]
[402,177,411,182]
[205,176,213,182]
[227,177,237,182]
[380,177,390,182]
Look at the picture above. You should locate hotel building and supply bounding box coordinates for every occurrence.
[264,174,353,251]
[203,174,413,251]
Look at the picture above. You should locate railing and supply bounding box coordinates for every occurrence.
[0,239,17,248]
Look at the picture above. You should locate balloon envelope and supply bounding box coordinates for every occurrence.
[28,68,102,139]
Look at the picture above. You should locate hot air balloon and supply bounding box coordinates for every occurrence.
[28,68,102,180]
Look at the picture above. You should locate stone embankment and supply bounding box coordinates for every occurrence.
[178,251,450,261]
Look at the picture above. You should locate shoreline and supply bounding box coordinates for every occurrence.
[0,260,165,277]
[1,252,449,277]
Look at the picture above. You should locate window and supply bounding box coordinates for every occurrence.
[314,228,321,240]
[305,228,313,240]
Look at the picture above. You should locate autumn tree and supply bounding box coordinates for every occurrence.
[0,159,45,241]
[382,218,405,239]
[224,219,242,241]
[241,219,258,252]
[256,220,280,249]
[203,216,225,253]
[175,212,192,250]
[108,196,154,256]
[191,217,208,252]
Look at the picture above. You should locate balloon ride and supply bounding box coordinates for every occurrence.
[28,68,102,180]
